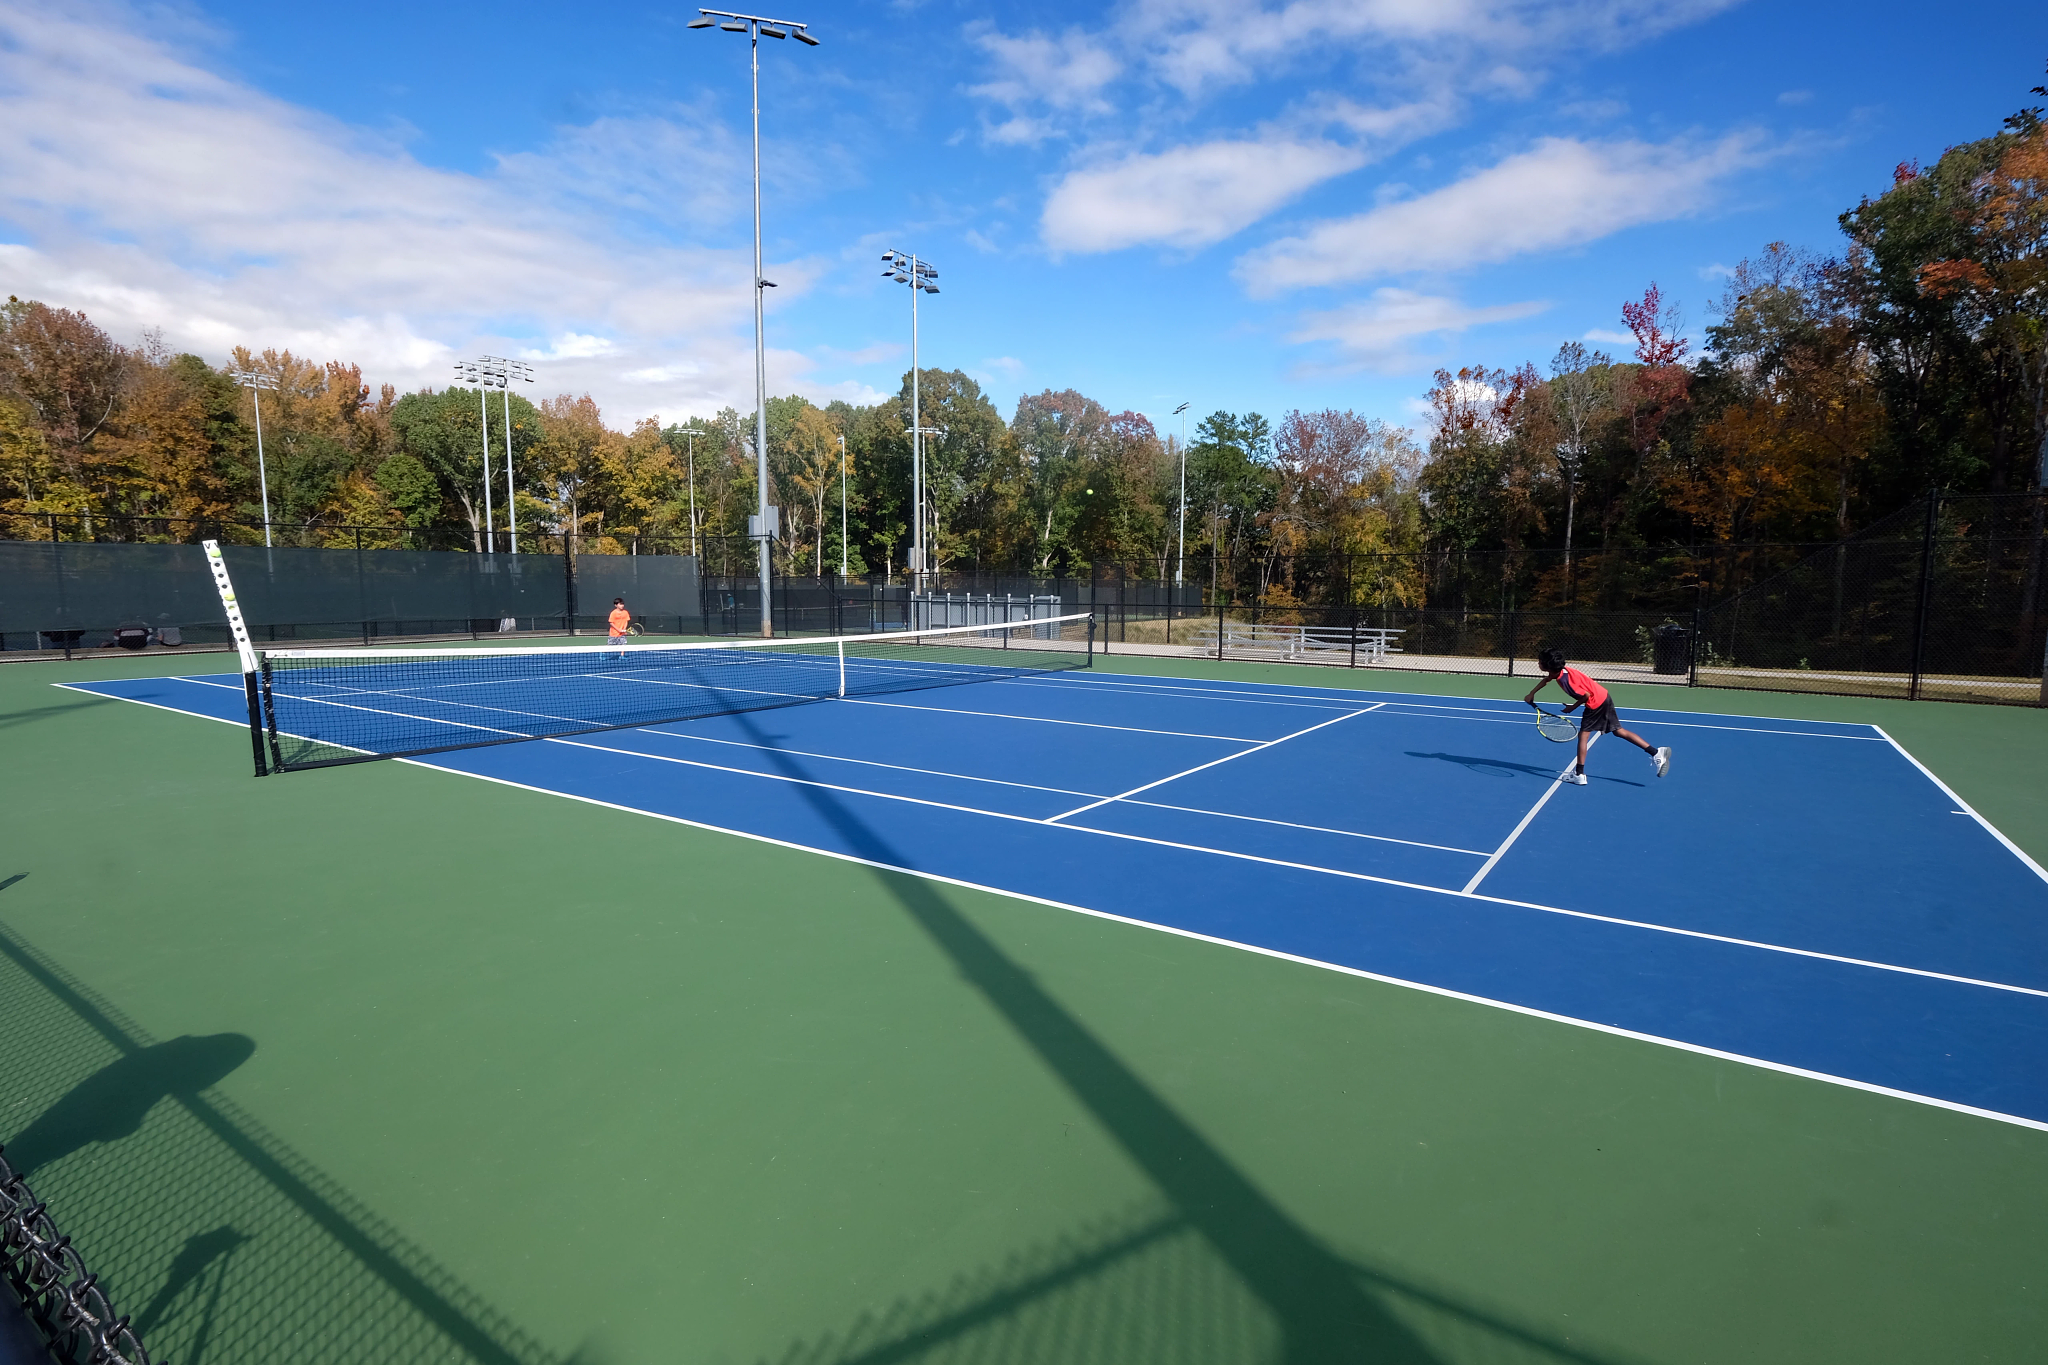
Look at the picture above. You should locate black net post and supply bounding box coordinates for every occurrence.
[1910,487,1939,701]
[244,672,269,777]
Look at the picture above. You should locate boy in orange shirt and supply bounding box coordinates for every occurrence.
[1525,648,1671,785]
[607,598,632,656]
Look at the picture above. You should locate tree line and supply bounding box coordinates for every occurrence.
[2,76,2042,596]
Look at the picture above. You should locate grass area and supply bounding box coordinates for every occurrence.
[0,648,2043,1364]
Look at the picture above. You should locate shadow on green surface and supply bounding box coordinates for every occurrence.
[6,1033,256,1177]
[728,715,1637,1365]
[0,696,112,731]
[754,1200,1634,1365]
[0,900,569,1365]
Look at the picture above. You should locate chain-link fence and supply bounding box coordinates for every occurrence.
[1697,492,2048,705]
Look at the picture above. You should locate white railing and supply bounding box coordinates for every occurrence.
[1190,622,1405,663]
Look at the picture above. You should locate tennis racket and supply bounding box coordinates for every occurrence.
[1533,704,1579,743]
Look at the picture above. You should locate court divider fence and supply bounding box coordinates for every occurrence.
[4,493,2044,705]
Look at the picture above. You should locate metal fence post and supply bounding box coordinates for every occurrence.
[1910,486,1938,700]
[1689,585,1702,687]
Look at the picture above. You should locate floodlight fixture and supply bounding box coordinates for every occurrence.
[687,12,715,25]
[476,355,536,553]
[880,247,942,586]
[688,5,820,636]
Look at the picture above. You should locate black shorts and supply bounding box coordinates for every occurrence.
[1578,699,1621,734]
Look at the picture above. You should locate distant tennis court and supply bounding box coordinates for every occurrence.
[66,649,2048,1130]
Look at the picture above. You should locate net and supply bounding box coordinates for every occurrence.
[257,612,1095,772]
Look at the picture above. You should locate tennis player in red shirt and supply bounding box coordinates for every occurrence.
[1525,648,1671,785]
[607,598,632,657]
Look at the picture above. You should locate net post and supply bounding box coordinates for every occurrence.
[838,639,846,697]
[202,539,269,776]
[261,656,284,772]
[1087,614,1096,665]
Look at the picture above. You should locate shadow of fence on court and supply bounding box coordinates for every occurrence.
[720,713,1642,1365]
[753,1197,1638,1365]
[0,907,569,1365]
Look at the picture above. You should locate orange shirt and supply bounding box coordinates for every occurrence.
[608,607,631,636]
[1557,666,1609,711]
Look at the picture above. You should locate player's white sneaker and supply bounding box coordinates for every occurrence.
[1653,747,1671,778]
[1572,769,1588,785]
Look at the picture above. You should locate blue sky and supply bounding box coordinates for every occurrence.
[1,0,2040,437]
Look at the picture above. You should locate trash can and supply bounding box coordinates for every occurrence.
[1652,623,1691,675]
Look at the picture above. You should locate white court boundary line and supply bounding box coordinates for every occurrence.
[391,752,2048,1136]
[1874,725,2048,888]
[1462,735,1597,893]
[539,731,2048,1003]
[52,675,2048,1131]
[1046,705,1380,822]
[1031,670,1890,732]
[628,725,1490,857]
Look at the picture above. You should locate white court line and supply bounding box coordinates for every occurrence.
[538,731,2048,1003]
[1373,703,1885,742]
[1046,671,1889,732]
[1462,736,1597,893]
[1873,725,2048,888]
[401,752,2048,1134]
[1046,705,1381,823]
[837,696,1261,743]
[1007,675,1884,740]
[633,726,1489,857]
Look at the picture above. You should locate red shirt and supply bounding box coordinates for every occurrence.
[1557,666,1609,710]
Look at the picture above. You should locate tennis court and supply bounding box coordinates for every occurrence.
[5,636,2047,1364]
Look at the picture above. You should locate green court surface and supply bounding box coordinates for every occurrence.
[2,649,2045,1365]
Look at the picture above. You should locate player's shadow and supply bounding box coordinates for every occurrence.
[0,898,568,1365]
[730,707,1458,1365]
[1405,752,1646,788]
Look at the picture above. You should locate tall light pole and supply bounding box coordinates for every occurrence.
[478,357,535,553]
[678,422,712,559]
[881,249,938,588]
[451,360,497,553]
[690,7,818,637]
[838,432,847,577]
[227,368,279,546]
[1172,401,1190,586]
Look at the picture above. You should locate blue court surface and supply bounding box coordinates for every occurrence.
[64,663,2048,1130]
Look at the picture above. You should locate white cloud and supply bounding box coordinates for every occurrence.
[967,25,1121,125]
[982,356,1026,376]
[1777,89,1814,105]
[1042,138,1366,252]
[1238,133,1771,294]
[0,2,839,424]
[1290,288,1548,371]
[527,333,619,360]
[1583,328,1635,344]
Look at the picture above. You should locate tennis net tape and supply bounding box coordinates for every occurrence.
[258,611,1095,771]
